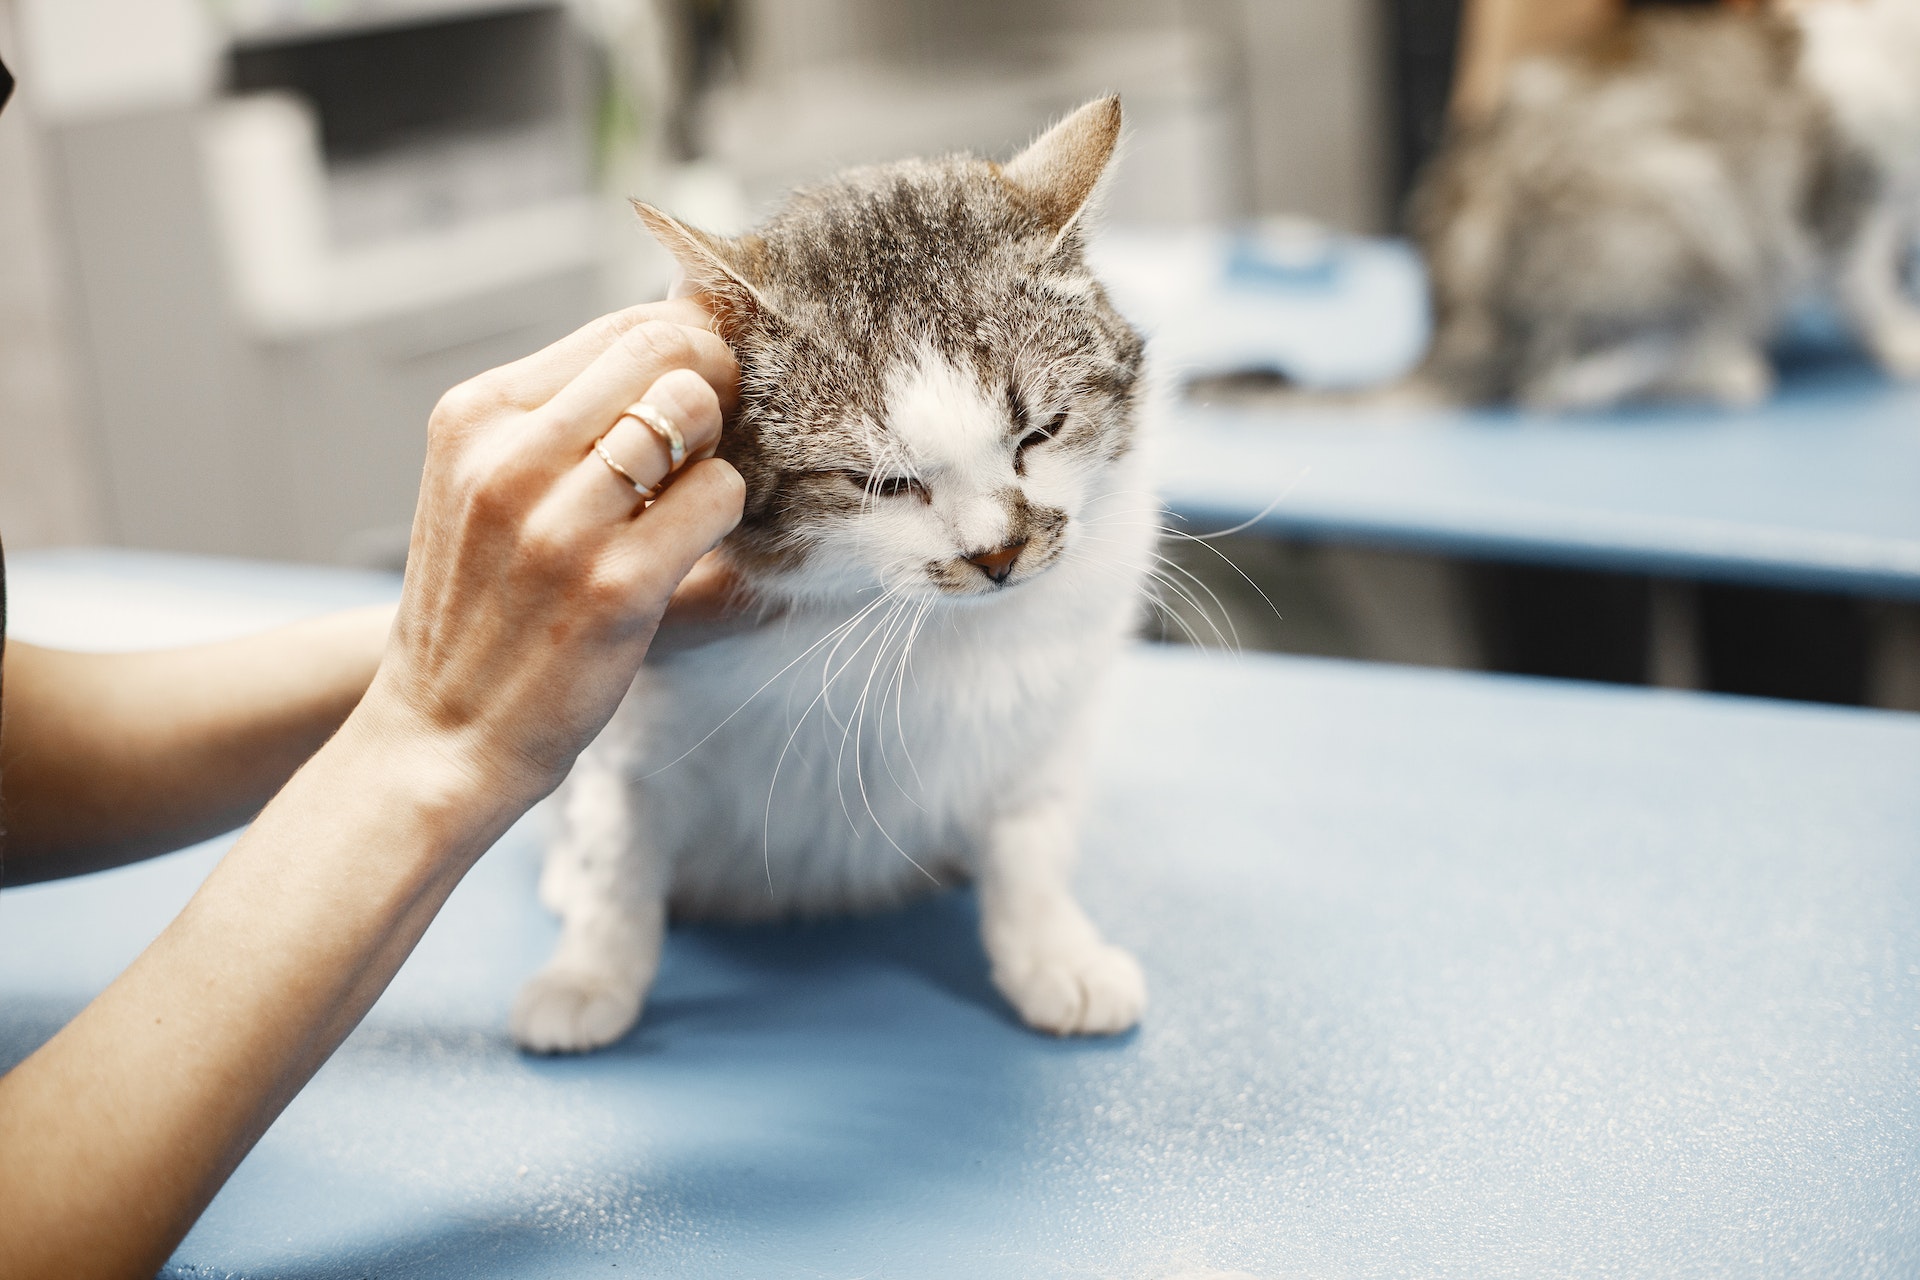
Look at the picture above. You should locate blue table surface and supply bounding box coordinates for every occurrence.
[1157,356,1920,598]
[4,551,1920,1278]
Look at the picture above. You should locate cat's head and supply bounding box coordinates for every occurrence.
[636,96,1145,608]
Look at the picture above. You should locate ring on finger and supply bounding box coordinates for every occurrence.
[618,400,688,472]
[592,435,659,500]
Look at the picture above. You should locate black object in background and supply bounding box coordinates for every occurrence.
[228,6,568,161]
[1469,563,1872,704]
[1,47,15,116]
[1471,564,1652,686]
[1698,585,1871,705]
[1380,0,1464,224]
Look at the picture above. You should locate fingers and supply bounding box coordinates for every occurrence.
[612,459,748,609]
[531,318,739,461]
[543,368,725,526]
[617,368,725,475]
[649,549,769,659]
[487,298,726,410]
[660,550,744,627]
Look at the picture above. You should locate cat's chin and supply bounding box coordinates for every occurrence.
[932,574,1054,604]
[752,567,1058,612]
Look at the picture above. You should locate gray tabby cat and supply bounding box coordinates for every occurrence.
[512,98,1159,1054]
[1411,0,1920,410]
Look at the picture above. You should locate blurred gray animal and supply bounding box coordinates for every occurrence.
[1410,0,1920,410]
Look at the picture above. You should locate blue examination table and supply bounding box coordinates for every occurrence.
[3,551,1918,1278]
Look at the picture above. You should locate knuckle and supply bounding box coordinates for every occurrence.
[458,446,537,524]
[517,520,574,575]
[586,312,632,350]
[463,471,518,526]
[619,320,697,377]
[582,568,636,614]
[651,371,723,443]
[671,368,724,419]
[691,458,747,514]
[430,377,498,434]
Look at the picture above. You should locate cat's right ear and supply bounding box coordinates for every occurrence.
[632,201,770,338]
[997,95,1123,241]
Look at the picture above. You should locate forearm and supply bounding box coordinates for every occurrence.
[0,698,521,1280]
[1,604,395,883]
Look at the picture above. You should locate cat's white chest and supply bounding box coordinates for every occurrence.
[590,543,1146,921]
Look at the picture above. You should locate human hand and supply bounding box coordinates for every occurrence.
[357,298,745,812]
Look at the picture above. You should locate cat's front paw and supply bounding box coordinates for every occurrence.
[992,941,1147,1036]
[510,966,644,1054]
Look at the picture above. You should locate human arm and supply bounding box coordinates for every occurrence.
[0,606,394,884]
[0,548,746,886]
[0,297,745,1279]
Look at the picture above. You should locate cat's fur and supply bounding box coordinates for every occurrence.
[511,98,1158,1054]
[1410,0,1920,411]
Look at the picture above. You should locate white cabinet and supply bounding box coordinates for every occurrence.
[32,0,605,564]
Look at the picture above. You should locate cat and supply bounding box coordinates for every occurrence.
[1409,0,1920,411]
[510,97,1159,1054]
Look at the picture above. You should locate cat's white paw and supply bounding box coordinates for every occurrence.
[1870,320,1920,380]
[993,941,1147,1036]
[510,967,644,1054]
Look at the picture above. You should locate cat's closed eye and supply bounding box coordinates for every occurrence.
[841,471,930,502]
[1017,411,1068,462]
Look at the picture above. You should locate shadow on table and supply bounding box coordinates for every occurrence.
[661,887,1016,1029]
[524,888,1030,1059]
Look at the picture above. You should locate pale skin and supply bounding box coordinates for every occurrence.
[0,297,748,1279]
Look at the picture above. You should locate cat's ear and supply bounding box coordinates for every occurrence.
[632,200,770,336]
[997,95,1122,237]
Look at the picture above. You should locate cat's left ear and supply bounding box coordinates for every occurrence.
[632,201,771,338]
[997,95,1122,242]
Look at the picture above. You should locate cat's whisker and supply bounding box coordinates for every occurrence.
[1147,551,1243,653]
[860,596,920,813]
[1074,490,1288,637]
[840,602,940,883]
[1065,538,1229,651]
[1079,484,1301,560]
[811,590,936,883]
[760,588,907,890]
[1157,527,1286,627]
[813,585,904,743]
[1065,525,1236,644]
[1143,568,1229,650]
[1163,480,1304,543]
[884,596,936,802]
[637,588,899,781]
[867,592,936,814]
[833,593,912,837]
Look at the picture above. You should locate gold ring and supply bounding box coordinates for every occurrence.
[592,434,659,500]
[619,401,688,472]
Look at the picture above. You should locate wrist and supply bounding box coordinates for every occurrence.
[328,690,541,869]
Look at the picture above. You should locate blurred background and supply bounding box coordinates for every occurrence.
[1,0,1915,709]
[0,0,1392,560]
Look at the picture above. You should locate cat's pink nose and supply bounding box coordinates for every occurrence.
[966,540,1027,585]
